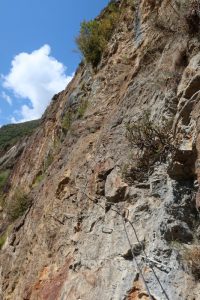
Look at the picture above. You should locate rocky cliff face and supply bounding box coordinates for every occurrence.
[0,1,200,299]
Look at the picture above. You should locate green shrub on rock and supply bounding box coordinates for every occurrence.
[76,1,120,67]
[0,233,6,250]
[61,111,72,133]
[0,169,10,193]
[32,173,45,188]
[77,100,89,119]
[7,189,31,221]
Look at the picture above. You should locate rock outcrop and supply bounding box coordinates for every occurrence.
[0,0,200,299]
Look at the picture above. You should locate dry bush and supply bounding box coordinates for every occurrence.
[126,111,174,163]
[182,246,200,280]
[125,111,174,181]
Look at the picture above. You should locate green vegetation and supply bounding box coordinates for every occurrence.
[43,152,54,172]
[0,233,6,250]
[126,0,135,7]
[53,135,62,150]
[77,100,89,119]
[61,99,89,134]
[0,169,11,207]
[0,119,40,152]
[61,111,72,133]
[32,173,45,188]
[0,225,13,250]
[7,189,31,221]
[76,1,120,67]
[33,140,62,189]
[0,169,10,192]
[32,152,54,188]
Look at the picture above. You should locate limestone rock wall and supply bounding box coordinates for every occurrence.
[0,1,200,299]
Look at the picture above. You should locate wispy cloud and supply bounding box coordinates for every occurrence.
[2,44,73,122]
[1,91,12,105]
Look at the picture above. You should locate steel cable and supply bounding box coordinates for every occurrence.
[82,191,154,299]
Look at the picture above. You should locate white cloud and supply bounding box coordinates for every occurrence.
[10,117,17,124]
[1,91,12,105]
[2,44,73,122]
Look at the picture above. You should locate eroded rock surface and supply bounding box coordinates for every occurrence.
[0,1,200,299]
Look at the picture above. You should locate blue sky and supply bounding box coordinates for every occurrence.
[0,0,109,125]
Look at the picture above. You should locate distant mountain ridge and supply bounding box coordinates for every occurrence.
[0,119,40,153]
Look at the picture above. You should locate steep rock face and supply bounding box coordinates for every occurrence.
[0,1,200,299]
